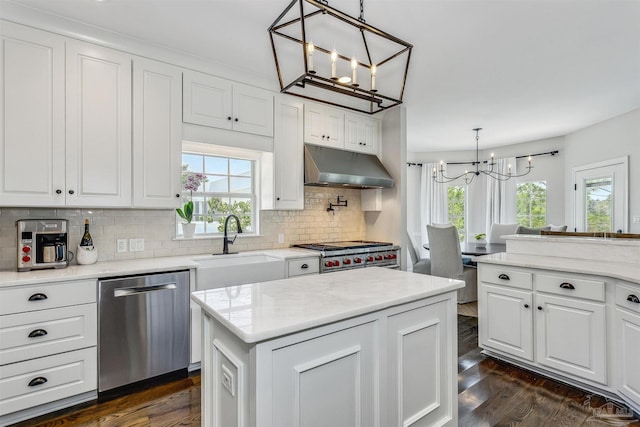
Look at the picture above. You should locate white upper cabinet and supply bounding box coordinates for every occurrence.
[66,41,132,207]
[132,57,182,208]
[345,113,379,154]
[273,96,304,210]
[183,70,273,137]
[303,104,344,148]
[0,22,66,206]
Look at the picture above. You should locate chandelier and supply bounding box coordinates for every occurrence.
[433,128,533,184]
[268,0,413,114]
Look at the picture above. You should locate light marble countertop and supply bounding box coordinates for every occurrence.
[0,248,318,288]
[191,267,464,343]
[475,252,640,285]
[504,234,640,246]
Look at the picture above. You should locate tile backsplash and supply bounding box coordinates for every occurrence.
[0,187,365,271]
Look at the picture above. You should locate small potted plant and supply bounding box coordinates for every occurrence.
[474,232,487,248]
[176,173,205,238]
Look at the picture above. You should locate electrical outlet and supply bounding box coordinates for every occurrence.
[129,238,145,252]
[117,239,128,253]
[278,233,285,244]
[633,216,640,224]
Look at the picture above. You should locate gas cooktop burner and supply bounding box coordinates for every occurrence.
[294,240,393,251]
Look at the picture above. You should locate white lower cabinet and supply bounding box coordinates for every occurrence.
[201,294,457,427]
[535,293,606,384]
[615,282,640,412]
[286,257,319,277]
[479,284,533,361]
[0,279,97,423]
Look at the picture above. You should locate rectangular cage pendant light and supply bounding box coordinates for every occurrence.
[268,0,413,114]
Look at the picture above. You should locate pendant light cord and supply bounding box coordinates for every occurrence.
[359,0,366,23]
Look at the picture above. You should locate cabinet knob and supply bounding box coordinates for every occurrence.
[28,377,47,387]
[524,304,529,308]
[276,197,280,201]
[537,306,543,311]
[28,293,48,302]
[498,273,510,280]
[227,116,232,121]
[176,194,181,198]
[627,294,640,304]
[56,189,62,194]
[301,263,308,269]
[28,329,48,338]
[322,135,326,140]
[68,190,75,195]
[234,118,239,122]
[559,282,575,290]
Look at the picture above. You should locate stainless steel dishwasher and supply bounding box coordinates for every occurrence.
[98,270,189,393]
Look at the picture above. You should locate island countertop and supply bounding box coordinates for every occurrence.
[191,267,464,343]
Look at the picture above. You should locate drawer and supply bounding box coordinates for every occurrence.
[479,265,532,290]
[535,273,605,302]
[0,303,97,365]
[616,282,640,314]
[287,257,319,277]
[0,346,97,416]
[0,279,96,315]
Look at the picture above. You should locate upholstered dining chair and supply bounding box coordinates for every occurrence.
[488,223,519,244]
[406,232,431,275]
[427,224,477,303]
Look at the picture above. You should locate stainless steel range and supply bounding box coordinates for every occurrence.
[293,241,400,273]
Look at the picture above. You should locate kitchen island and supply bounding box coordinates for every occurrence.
[191,267,464,427]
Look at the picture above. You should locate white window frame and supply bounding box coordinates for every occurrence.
[178,141,265,238]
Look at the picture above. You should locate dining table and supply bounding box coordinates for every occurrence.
[423,242,507,256]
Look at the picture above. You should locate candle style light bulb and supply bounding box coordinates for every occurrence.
[307,40,315,73]
[432,167,436,177]
[490,152,495,162]
[370,64,377,91]
[439,160,444,170]
[351,56,358,86]
[528,155,532,166]
[508,164,512,174]
[331,49,337,79]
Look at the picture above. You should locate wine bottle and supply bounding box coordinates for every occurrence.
[80,219,93,247]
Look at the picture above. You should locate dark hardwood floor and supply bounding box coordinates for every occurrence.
[13,315,640,427]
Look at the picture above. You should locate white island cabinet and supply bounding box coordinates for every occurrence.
[192,267,463,427]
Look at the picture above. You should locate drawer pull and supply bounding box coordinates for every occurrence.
[559,282,575,290]
[28,293,48,302]
[28,329,48,338]
[28,377,47,387]
[537,306,543,311]
[301,263,309,269]
[498,274,510,280]
[524,304,529,308]
[627,294,640,304]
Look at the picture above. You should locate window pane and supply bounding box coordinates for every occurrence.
[182,154,203,173]
[230,177,252,193]
[230,159,252,176]
[205,156,228,174]
[207,197,230,215]
[447,186,465,242]
[206,176,229,193]
[517,181,547,227]
[585,177,612,232]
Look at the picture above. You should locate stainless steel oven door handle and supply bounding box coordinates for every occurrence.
[114,283,177,297]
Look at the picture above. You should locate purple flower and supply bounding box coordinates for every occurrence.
[183,173,206,192]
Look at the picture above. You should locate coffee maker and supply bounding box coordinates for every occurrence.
[17,219,69,271]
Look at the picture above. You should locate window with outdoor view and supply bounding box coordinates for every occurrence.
[179,151,256,236]
[447,185,465,242]
[516,181,547,227]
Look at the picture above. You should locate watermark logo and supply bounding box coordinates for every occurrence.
[583,395,636,425]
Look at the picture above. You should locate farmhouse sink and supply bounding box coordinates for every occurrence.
[193,252,286,291]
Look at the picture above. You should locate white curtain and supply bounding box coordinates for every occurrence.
[485,156,517,233]
[420,163,448,256]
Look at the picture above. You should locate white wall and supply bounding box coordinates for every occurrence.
[563,108,640,233]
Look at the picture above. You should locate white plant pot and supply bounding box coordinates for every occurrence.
[476,238,486,248]
[76,244,99,265]
[182,222,196,239]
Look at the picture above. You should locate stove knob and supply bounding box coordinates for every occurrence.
[391,254,397,259]
[334,260,340,266]
[367,256,374,262]
[354,257,362,263]
[385,254,396,259]
[343,259,351,265]
[22,246,31,253]
[325,261,333,267]
[22,255,31,263]
[376,255,383,261]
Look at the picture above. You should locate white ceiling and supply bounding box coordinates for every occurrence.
[4,0,640,152]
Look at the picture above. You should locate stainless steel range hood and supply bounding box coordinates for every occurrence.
[304,144,394,189]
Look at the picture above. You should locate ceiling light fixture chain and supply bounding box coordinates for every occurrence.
[433,128,534,185]
[358,0,366,23]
